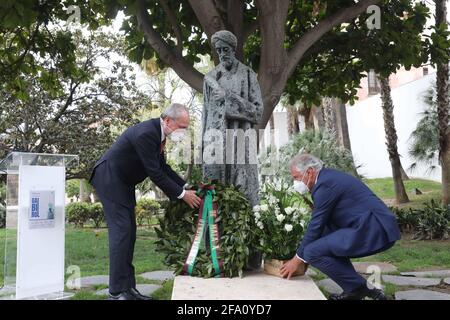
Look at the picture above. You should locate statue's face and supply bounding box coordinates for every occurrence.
[214,40,235,69]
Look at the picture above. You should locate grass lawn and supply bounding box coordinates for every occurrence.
[0,227,173,299]
[363,178,442,209]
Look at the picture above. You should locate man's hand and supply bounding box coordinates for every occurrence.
[280,256,306,280]
[183,190,202,209]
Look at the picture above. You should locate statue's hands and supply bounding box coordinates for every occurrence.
[212,88,226,102]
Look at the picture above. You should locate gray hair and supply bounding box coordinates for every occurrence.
[211,30,237,49]
[289,153,324,173]
[161,103,188,120]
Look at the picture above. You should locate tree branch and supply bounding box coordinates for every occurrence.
[187,0,226,38]
[287,0,382,77]
[136,0,204,92]
[159,0,183,55]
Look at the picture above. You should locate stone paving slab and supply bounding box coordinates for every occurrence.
[444,278,450,285]
[172,271,326,300]
[79,275,109,288]
[352,262,397,274]
[140,270,175,282]
[95,284,161,297]
[395,289,450,300]
[317,279,343,295]
[400,270,450,278]
[382,275,441,287]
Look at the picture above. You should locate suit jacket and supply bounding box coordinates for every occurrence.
[89,118,185,207]
[297,168,401,258]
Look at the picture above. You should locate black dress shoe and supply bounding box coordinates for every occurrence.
[129,287,153,300]
[329,286,387,300]
[108,290,137,300]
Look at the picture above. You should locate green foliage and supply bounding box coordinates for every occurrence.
[413,199,450,240]
[89,202,105,228]
[66,202,105,228]
[155,183,257,278]
[392,200,450,240]
[0,28,148,178]
[253,180,311,260]
[66,202,91,228]
[261,129,358,182]
[0,203,5,228]
[135,198,161,226]
[408,86,441,173]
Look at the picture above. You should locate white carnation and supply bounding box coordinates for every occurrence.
[257,221,264,229]
[276,214,286,222]
[284,224,293,232]
[254,212,261,220]
[260,204,269,212]
[253,205,261,212]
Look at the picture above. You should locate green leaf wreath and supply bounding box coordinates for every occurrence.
[154,183,258,278]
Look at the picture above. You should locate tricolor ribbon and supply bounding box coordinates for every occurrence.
[183,184,223,277]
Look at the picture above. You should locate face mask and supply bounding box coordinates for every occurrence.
[293,180,309,195]
[169,129,187,142]
[293,171,310,195]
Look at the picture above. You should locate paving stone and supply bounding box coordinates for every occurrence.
[95,284,161,297]
[352,262,397,274]
[382,275,441,287]
[79,275,109,288]
[305,268,317,277]
[172,271,326,300]
[400,270,450,278]
[317,278,343,295]
[395,289,450,300]
[140,270,175,282]
[444,278,450,285]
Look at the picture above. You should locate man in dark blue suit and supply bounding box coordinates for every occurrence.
[89,103,201,300]
[280,154,401,300]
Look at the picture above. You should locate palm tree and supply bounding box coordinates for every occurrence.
[435,0,450,205]
[408,87,440,174]
[379,76,410,204]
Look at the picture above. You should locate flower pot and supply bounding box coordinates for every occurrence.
[263,258,306,278]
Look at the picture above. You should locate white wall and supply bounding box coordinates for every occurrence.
[346,73,441,182]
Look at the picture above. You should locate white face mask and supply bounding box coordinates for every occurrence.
[293,171,310,195]
[293,180,309,195]
[169,129,187,142]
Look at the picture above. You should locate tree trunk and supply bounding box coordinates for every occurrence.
[380,77,410,204]
[400,164,410,181]
[436,0,450,205]
[79,179,91,203]
[334,99,353,152]
[287,106,300,137]
[269,114,276,148]
[299,107,314,131]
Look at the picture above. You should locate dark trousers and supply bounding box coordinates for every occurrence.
[303,233,395,294]
[97,193,137,294]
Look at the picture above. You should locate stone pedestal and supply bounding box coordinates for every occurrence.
[172,270,326,300]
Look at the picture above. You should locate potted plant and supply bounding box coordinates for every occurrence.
[253,180,311,277]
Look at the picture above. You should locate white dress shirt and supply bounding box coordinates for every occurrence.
[160,118,188,199]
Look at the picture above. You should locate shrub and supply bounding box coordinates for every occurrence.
[88,202,104,228]
[413,199,450,240]
[0,203,5,228]
[390,206,420,233]
[66,202,91,228]
[261,129,359,182]
[135,198,160,226]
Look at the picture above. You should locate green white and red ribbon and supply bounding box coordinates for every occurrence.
[183,184,223,277]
